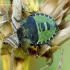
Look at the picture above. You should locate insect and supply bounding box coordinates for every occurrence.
[13,13,64,70]
[16,13,58,55]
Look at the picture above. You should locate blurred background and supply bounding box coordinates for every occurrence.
[0,0,70,70]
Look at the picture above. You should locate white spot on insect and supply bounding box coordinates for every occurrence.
[39,13,42,16]
[40,42,42,44]
[43,14,45,16]
[51,35,54,39]
[49,38,51,41]
[53,33,56,37]
[35,14,36,15]
[45,41,47,43]
[37,42,38,44]
[47,15,50,18]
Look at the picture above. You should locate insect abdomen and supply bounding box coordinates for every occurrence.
[33,13,57,44]
[20,13,58,45]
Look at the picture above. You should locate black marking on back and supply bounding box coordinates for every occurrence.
[38,22,45,32]
[41,22,45,31]
[49,16,52,19]
[38,42,41,44]
[50,37,53,40]
[46,22,50,30]
[42,41,45,44]
[30,14,35,16]
[38,23,41,31]
[36,13,39,15]
[17,28,23,40]
[53,33,56,37]
[21,16,38,44]
[47,40,49,42]
[40,13,46,16]
[45,14,48,17]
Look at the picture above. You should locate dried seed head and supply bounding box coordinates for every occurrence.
[40,0,58,15]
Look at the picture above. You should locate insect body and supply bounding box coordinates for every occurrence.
[17,13,58,55]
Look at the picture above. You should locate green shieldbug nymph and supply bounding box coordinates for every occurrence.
[16,13,58,55]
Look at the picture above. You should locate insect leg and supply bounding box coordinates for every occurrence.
[40,55,53,70]
[56,48,64,70]
[17,28,30,55]
[19,40,30,56]
[47,56,53,66]
[49,46,59,53]
[50,46,64,70]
